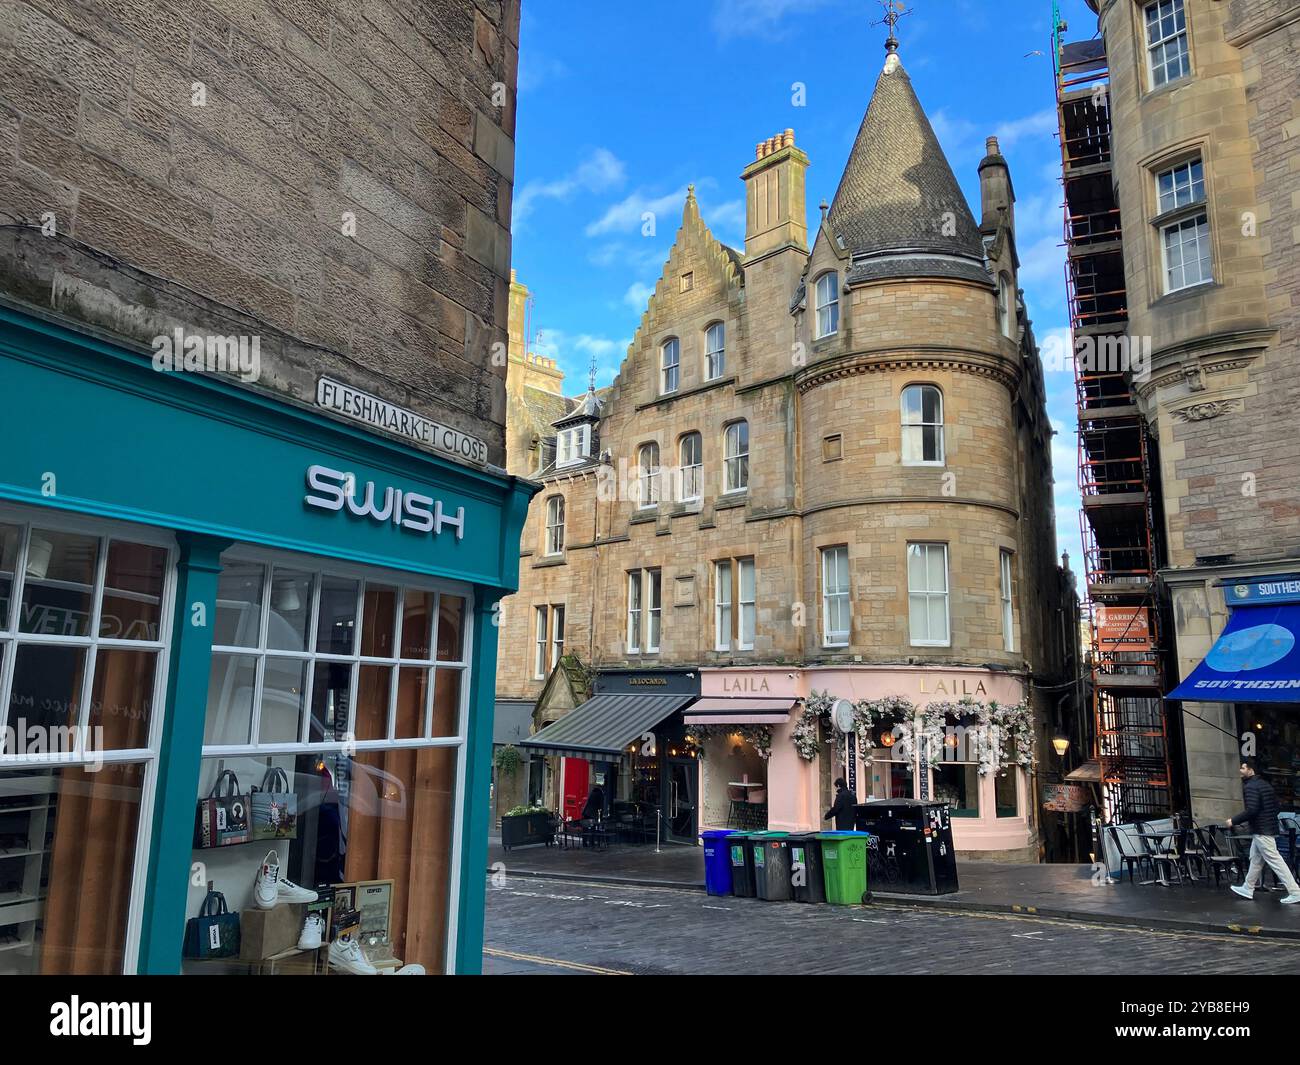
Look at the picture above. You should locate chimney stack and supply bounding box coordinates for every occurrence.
[978,135,1015,234]
[741,129,809,259]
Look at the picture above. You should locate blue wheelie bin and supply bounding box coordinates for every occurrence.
[700,829,737,896]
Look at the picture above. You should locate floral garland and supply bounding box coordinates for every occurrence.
[920,697,1036,774]
[792,691,835,761]
[685,724,773,761]
[853,695,917,770]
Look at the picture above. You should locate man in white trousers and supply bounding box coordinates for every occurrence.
[1227,758,1300,904]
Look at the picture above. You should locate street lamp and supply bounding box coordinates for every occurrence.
[1052,734,1070,757]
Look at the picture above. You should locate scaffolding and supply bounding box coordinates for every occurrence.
[1054,7,1173,823]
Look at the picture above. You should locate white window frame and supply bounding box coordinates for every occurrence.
[627,571,642,654]
[714,561,733,652]
[638,443,660,509]
[907,542,951,647]
[1000,550,1015,653]
[821,545,850,648]
[646,569,662,653]
[705,322,726,381]
[534,605,549,679]
[815,272,839,339]
[1160,212,1211,293]
[998,274,1014,339]
[0,503,177,976]
[550,605,565,672]
[1144,0,1190,90]
[660,338,680,395]
[737,558,756,652]
[626,568,661,655]
[679,432,702,503]
[901,384,945,467]
[1156,158,1204,215]
[723,420,749,494]
[555,425,589,469]
[544,495,565,556]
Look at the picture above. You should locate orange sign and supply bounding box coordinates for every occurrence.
[1097,606,1152,651]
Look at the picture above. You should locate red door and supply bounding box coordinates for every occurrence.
[561,758,589,821]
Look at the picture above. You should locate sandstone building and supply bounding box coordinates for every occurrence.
[1059,0,1300,826]
[499,42,1077,861]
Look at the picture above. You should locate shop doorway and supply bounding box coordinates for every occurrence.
[666,758,697,843]
[560,757,589,822]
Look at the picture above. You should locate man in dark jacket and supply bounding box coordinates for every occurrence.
[824,778,857,831]
[1227,758,1300,903]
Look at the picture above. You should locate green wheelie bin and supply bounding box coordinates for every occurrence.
[749,831,793,901]
[816,830,871,905]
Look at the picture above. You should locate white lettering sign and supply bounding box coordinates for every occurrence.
[316,378,489,466]
[305,465,465,540]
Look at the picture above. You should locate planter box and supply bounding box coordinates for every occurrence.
[500,812,554,851]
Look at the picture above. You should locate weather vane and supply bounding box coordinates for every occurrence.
[872,0,911,54]
[588,351,597,393]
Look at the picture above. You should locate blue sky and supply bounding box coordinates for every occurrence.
[511,0,1101,573]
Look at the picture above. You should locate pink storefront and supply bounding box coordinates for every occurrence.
[693,666,1036,859]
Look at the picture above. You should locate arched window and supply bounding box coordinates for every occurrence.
[998,274,1015,339]
[544,495,565,555]
[815,272,839,339]
[678,432,702,502]
[901,385,944,466]
[638,443,660,508]
[724,420,749,493]
[705,322,726,381]
[660,338,680,395]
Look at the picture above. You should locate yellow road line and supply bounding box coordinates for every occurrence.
[483,946,632,975]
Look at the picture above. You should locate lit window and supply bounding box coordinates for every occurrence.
[907,543,950,647]
[815,272,839,339]
[638,443,660,509]
[821,545,850,648]
[901,385,944,465]
[1145,0,1190,89]
[705,322,726,381]
[544,495,565,556]
[679,432,702,502]
[724,420,749,493]
[1000,550,1014,653]
[661,338,680,395]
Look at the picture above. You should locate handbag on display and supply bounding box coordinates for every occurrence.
[183,890,241,960]
[193,769,252,848]
[251,766,298,840]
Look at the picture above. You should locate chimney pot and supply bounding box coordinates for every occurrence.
[783,129,794,147]
[986,136,1000,155]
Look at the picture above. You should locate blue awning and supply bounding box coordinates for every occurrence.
[1169,604,1300,702]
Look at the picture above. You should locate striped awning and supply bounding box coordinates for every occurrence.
[518,693,694,759]
[682,697,796,726]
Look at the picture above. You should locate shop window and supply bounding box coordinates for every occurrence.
[821,545,850,648]
[907,543,950,647]
[995,768,1019,818]
[932,763,980,817]
[0,512,174,974]
[723,420,749,493]
[901,385,944,465]
[190,551,469,975]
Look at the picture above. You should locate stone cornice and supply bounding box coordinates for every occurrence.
[795,344,1020,395]
[1138,326,1276,401]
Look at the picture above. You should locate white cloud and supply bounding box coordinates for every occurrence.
[1017,233,1066,288]
[586,187,690,238]
[514,148,627,226]
[623,281,655,311]
[517,51,569,93]
[703,198,745,243]
[993,108,1058,151]
[712,0,836,40]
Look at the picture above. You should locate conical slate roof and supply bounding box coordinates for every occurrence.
[828,54,990,286]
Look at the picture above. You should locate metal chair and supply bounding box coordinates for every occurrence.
[1106,824,1153,884]
[1196,825,1245,887]
[1136,818,1184,885]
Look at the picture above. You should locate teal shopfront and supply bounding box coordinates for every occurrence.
[0,305,533,974]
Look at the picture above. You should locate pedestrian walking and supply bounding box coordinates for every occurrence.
[824,777,857,831]
[1227,758,1300,904]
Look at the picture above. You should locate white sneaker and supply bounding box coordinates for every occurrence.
[387,963,425,975]
[328,933,378,975]
[1281,893,1300,905]
[1230,884,1255,900]
[276,874,317,905]
[253,850,280,909]
[297,912,323,950]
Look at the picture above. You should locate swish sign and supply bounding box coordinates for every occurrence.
[304,465,465,540]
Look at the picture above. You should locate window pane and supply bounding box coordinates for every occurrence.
[923,425,941,462]
[267,568,313,652]
[996,769,1019,817]
[215,560,264,647]
[437,595,465,662]
[432,668,461,737]
[927,547,947,591]
[204,653,257,745]
[9,644,86,734]
[354,664,391,742]
[901,387,922,423]
[19,529,98,637]
[316,576,359,655]
[360,584,397,658]
[739,561,755,602]
[933,764,979,816]
[97,541,167,642]
[259,658,308,743]
[307,661,350,744]
[907,545,926,589]
[401,591,435,660]
[0,523,18,632]
[922,387,941,425]
[89,648,157,749]
[394,666,429,739]
[0,761,146,975]
[909,595,928,642]
[928,596,949,643]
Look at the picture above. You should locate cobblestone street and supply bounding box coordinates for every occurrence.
[483,876,1300,976]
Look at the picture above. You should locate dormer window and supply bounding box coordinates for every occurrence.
[815,272,839,339]
[998,274,1015,339]
[556,424,590,468]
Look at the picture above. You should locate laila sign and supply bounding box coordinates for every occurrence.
[304,465,465,540]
